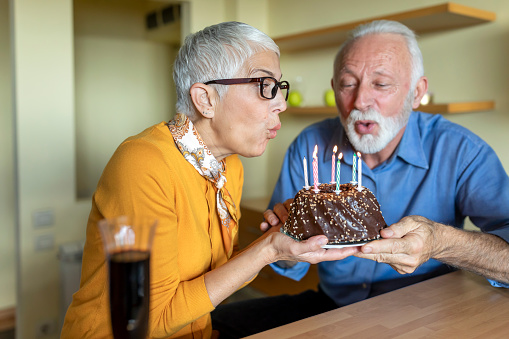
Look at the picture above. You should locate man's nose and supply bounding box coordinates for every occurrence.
[353,83,373,112]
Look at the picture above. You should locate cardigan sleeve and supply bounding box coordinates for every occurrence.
[95,137,215,337]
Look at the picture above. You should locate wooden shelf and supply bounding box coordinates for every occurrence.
[273,3,495,52]
[417,101,494,114]
[286,106,337,115]
[286,101,495,115]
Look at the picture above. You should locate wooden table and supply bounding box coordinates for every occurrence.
[245,271,509,338]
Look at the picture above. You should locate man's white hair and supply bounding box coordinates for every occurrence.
[334,20,424,89]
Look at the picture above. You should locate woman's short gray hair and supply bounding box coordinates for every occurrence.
[334,20,424,89]
[174,21,280,116]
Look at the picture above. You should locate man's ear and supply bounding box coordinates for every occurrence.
[190,83,216,118]
[412,76,428,109]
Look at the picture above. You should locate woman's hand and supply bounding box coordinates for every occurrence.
[259,198,359,264]
[261,223,360,265]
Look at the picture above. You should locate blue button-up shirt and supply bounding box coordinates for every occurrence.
[269,112,509,306]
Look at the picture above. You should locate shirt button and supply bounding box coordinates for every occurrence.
[362,283,367,289]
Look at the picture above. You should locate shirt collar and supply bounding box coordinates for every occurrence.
[395,112,428,170]
[322,113,428,170]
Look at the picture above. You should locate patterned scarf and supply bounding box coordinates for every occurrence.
[167,113,239,258]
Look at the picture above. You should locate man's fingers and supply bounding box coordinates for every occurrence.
[383,215,425,239]
[361,238,408,255]
[355,247,420,274]
[381,224,407,239]
[262,209,280,226]
[273,202,290,223]
[260,221,270,232]
[262,199,294,228]
[355,253,417,274]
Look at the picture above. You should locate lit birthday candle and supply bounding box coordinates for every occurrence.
[331,145,337,183]
[303,156,310,189]
[352,152,357,183]
[313,145,319,192]
[357,152,363,191]
[335,152,342,193]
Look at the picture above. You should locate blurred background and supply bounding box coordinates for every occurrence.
[1,0,508,338]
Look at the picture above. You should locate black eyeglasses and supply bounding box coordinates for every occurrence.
[204,77,290,101]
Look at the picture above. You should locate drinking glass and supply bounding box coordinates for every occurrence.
[98,215,158,339]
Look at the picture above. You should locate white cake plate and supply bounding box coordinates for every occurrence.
[322,241,369,249]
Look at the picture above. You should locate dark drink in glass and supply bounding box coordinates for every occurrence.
[109,250,150,339]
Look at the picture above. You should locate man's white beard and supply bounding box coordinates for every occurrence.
[340,92,413,154]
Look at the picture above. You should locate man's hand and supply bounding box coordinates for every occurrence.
[260,199,293,232]
[355,215,438,274]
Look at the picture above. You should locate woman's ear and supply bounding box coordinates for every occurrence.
[190,83,216,118]
[412,76,428,110]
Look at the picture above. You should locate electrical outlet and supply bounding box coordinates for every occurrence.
[36,318,57,338]
[35,234,55,251]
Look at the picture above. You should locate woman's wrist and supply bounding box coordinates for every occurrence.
[251,230,281,265]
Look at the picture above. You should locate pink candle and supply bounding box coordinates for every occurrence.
[331,145,337,183]
[313,145,319,192]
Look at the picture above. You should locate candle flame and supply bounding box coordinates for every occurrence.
[338,152,343,160]
[357,151,361,158]
[313,145,318,159]
[333,145,337,153]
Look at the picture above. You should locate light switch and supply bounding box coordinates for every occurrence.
[33,210,54,228]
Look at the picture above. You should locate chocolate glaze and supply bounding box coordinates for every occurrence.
[282,183,387,244]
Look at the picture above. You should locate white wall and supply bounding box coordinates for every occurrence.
[74,0,176,198]
[10,0,179,337]
[0,0,15,312]
[11,0,90,337]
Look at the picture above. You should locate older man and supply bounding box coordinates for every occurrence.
[212,19,509,338]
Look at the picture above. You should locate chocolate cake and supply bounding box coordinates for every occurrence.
[281,183,387,245]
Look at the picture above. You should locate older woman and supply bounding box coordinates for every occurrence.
[61,22,356,338]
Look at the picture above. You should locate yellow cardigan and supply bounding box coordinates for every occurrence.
[61,122,243,338]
